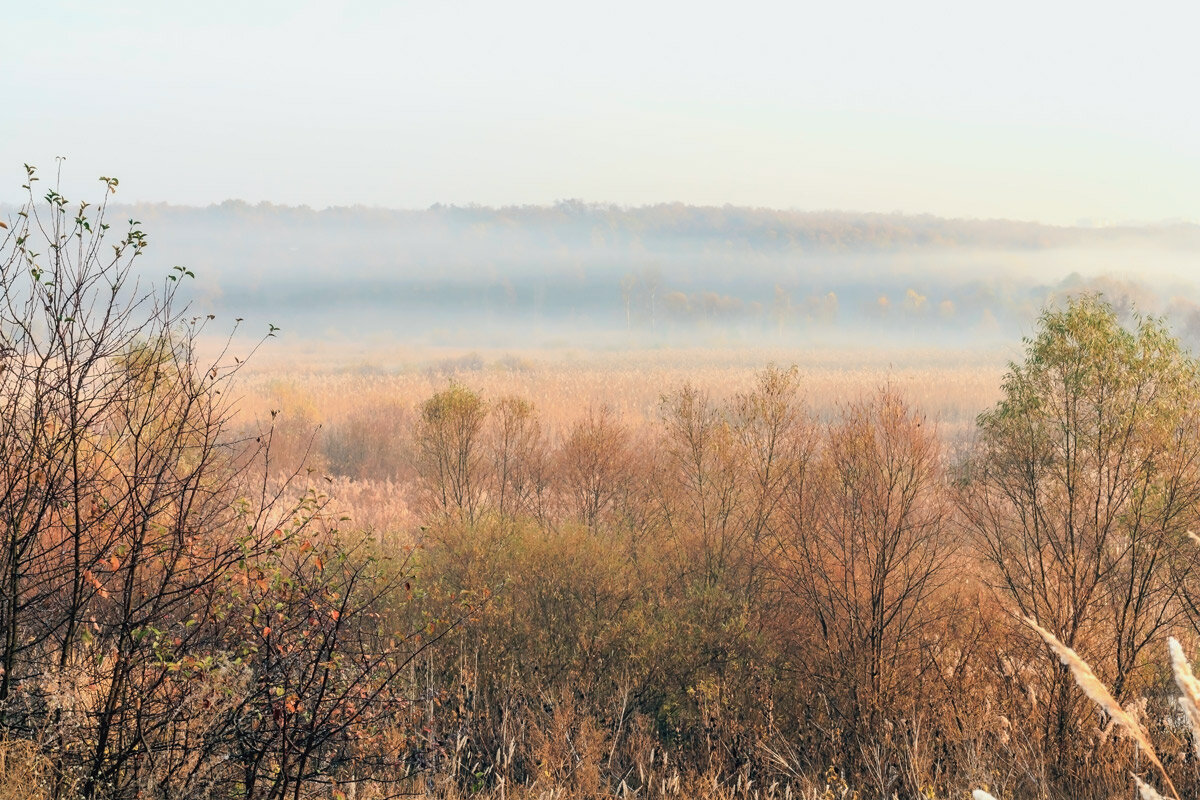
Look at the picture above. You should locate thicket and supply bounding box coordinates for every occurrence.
[0,168,456,800]
[3,171,1200,800]
[346,295,1200,800]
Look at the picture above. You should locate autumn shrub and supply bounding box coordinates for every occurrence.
[323,399,415,480]
[411,517,646,785]
[0,168,440,800]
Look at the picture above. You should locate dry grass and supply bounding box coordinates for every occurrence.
[1023,617,1165,781]
[0,734,854,800]
[222,345,1005,544]
[1169,637,1200,761]
[1004,622,1200,800]
[227,344,1006,437]
[328,763,846,800]
[0,737,52,800]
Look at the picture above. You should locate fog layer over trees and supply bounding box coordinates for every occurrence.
[39,200,1200,350]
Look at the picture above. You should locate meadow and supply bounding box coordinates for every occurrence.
[232,345,1008,539]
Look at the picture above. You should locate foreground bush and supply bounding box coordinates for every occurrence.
[0,169,443,799]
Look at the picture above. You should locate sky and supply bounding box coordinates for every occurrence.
[3,0,1198,225]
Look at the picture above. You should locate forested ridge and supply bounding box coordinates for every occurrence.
[5,171,1200,800]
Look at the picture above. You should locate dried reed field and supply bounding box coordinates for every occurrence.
[233,345,1009,435]
[226,347,1008,541]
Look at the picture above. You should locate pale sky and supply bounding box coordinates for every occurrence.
[4,0,1198,224]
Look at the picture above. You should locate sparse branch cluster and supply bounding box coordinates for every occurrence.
[0,169,436,800]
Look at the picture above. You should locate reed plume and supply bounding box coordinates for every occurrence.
[1168,637,1200,760]
[1023,616,1179,800]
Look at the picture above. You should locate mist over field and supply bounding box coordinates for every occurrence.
[58,200,1200,353]
[8,1,1200,798]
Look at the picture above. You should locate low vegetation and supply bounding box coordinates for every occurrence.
[4,172,1200,800]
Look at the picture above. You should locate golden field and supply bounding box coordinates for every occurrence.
[224,344,1008,540]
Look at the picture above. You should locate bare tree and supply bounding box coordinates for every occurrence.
[775,387,952,780]
[657,383,744,589]
[487,395,547,523]
[555,407,634,531]
[730,365,813,613]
